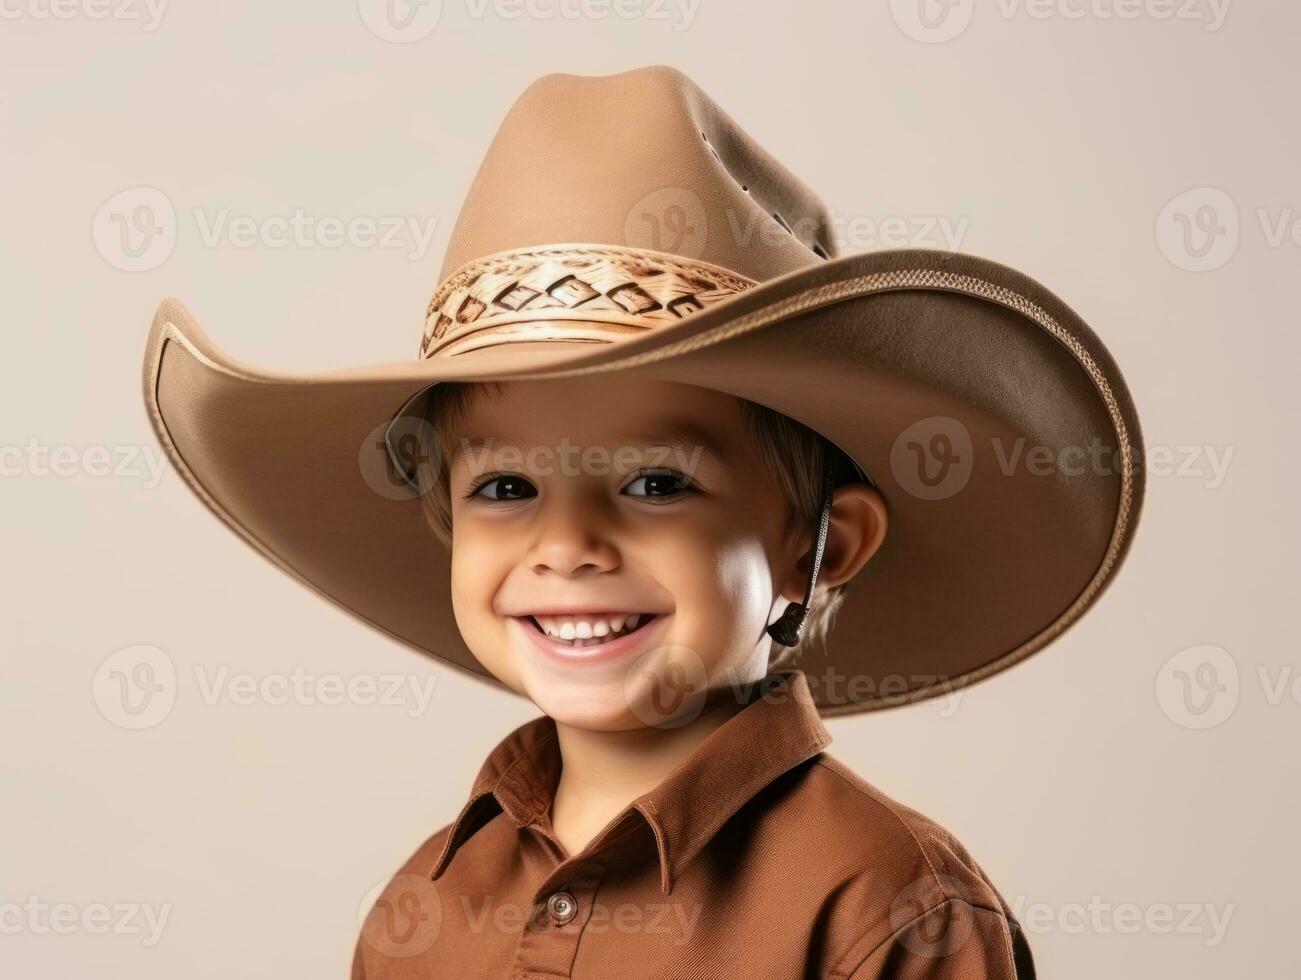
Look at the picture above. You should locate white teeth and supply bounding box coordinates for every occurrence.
[534,613,651,645]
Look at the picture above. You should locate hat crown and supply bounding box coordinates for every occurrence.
[439,65,836,283]
[420,67,835,360]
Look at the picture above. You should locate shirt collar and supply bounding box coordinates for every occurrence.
[427,668,832,897]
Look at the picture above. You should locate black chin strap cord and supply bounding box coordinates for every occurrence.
[766,465,837,647]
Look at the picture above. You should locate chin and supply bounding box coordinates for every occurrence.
[523,677,644,732]
[546,666,715,734]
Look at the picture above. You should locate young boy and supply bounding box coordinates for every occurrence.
[143,66,1143,978]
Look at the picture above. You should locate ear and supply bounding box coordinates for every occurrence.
[778,484,888,601]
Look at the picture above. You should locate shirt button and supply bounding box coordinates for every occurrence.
[545,890,578,925]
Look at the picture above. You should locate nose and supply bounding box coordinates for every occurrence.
[524,489,621,578]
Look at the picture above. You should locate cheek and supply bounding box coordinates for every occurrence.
[448,531,514,670]
[671,533,773,663]
[449,519,511,606]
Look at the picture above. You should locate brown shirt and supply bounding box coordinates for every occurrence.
[352,669,1034,979]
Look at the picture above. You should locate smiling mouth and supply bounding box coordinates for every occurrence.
[521,613,662,649]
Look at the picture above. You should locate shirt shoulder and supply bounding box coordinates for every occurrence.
[788,752,1034,979]
[803,753,1011,905]
[352,820,457,979]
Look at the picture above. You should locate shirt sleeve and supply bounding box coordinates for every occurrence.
[839,898,1035,980]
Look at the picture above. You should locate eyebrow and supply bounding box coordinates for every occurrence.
[449,420,731,468]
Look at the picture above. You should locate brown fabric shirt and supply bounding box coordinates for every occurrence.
[352,670,1034,979]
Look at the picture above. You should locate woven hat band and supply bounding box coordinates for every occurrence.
[420,244,759,359]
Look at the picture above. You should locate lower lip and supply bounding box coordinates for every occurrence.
[512,614,670,666]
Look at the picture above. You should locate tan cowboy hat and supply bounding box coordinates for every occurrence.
[141,64,1145,716]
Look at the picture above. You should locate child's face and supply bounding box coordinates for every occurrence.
[445,377,807,731]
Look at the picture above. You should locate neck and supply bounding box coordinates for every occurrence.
[546,692,750,859]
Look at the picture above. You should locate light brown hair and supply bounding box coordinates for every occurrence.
[411,381,858,671]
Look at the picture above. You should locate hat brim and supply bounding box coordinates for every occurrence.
[143,247,1144,716]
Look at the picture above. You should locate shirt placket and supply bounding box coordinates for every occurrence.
[510,858,607,980]
[508,809,643,980]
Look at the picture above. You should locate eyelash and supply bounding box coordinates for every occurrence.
[461,467,696,503]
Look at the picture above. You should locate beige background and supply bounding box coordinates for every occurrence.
[2,1,1296,976]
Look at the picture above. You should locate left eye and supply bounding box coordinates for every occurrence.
[625,471,693,498]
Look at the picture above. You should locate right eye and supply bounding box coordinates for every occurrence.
[465,474,537,502]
